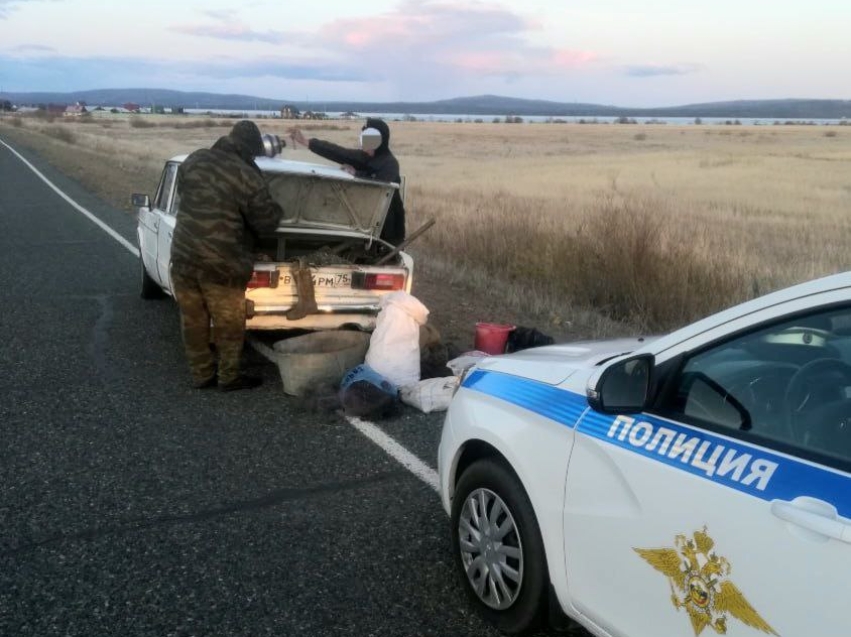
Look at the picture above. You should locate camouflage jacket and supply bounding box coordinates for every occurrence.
[171,136,284,286]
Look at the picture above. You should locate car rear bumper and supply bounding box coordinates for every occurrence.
[245,312,377,331]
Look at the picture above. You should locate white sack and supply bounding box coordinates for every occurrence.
[400,377,460,413]
[366,292,429,388]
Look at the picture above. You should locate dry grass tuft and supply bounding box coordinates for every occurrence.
[129,117,156,129]
[410,186,749,331]
[43,125,76,144]
[566,195,749,329]
[298,123,352,131]
[162,119,231,129]
[27,111,56,123]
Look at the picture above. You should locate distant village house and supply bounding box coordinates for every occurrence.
[280,104,300,119]
[64,102,88,117]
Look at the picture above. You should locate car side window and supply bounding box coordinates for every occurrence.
[657,306,851,468]
[154,163,178,213]
[169,185,181,217]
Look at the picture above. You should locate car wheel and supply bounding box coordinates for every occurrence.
[451,459,548,635]
[140,258,164,299]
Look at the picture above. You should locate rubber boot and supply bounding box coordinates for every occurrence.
[286,262,318,321]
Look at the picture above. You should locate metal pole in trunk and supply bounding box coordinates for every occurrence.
[375,219,436,266]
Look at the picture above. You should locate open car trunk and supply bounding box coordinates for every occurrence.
[243,158,411,331]
[260,157,396,241]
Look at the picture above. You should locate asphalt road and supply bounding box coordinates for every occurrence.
[0,139,578,637]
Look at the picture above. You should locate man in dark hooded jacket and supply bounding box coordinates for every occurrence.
[289,118,406,245]
[171,120,284,391]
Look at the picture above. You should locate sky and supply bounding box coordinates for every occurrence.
[0,0,849,107]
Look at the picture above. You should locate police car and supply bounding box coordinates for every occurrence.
[438,271,851,636]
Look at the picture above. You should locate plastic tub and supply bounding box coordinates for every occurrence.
[272,331,370,396]
[474,323,515,355]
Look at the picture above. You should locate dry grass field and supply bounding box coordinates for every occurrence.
[3,112,851,338]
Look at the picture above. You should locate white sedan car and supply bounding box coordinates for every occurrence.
[135,155,412,331]
[439,271,851,636]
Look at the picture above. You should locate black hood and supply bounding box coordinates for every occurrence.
[230,120,264,156]
[364,118,390,154]
[212,135,260,172]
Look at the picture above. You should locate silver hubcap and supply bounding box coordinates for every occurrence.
[458,488,523,610]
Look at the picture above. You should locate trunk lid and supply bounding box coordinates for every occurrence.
[258,157,397,241]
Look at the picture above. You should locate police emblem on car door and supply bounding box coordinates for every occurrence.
[635,528,777,636]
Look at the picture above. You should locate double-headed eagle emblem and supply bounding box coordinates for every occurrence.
[635,528,777,636]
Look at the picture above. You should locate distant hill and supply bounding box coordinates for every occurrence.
[3,88,851,119]
[1,88,283,111]
[636,99,851,119]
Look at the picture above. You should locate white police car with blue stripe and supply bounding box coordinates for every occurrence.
[439,271,851,636]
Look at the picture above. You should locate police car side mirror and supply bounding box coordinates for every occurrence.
[587,354,654,414]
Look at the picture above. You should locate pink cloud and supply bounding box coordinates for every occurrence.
[315,1,599,79]
[171,1,602,87]
[336,16,429,49]
[448,51,509,74]
[438,47,598,77]
[552,49,598,68]
[320,1,532,50]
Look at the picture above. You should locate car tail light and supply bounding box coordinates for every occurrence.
[246,270,279,289]
[352,272,405,291]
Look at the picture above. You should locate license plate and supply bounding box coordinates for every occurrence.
[279,271,352,288]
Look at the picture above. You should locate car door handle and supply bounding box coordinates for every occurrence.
[771,498,851,543]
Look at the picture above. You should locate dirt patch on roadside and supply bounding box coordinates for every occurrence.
[1,125,619,349]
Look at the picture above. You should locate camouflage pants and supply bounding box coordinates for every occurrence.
[172,270,246,386]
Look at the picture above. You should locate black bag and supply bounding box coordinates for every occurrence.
[506,326,555,353]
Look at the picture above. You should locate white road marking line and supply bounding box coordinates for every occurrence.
[346,416,440,492]
[4,137,441,494]
[247,336,440,493]
[0,138,140,257]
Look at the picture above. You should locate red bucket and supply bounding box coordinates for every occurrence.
[474,322,515,355]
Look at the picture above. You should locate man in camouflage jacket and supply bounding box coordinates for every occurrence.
[171,120,284,391]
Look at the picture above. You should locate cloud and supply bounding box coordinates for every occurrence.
[624,64,702,78]
[8,43,55,52]
[201,9,237,21]
[317,0,532,50]
[0,54,366,92]
[192,58,367,82]
[0,0,58,19]
[170,0,599,89]
[439,47,597,76]
[172,21,289,45]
